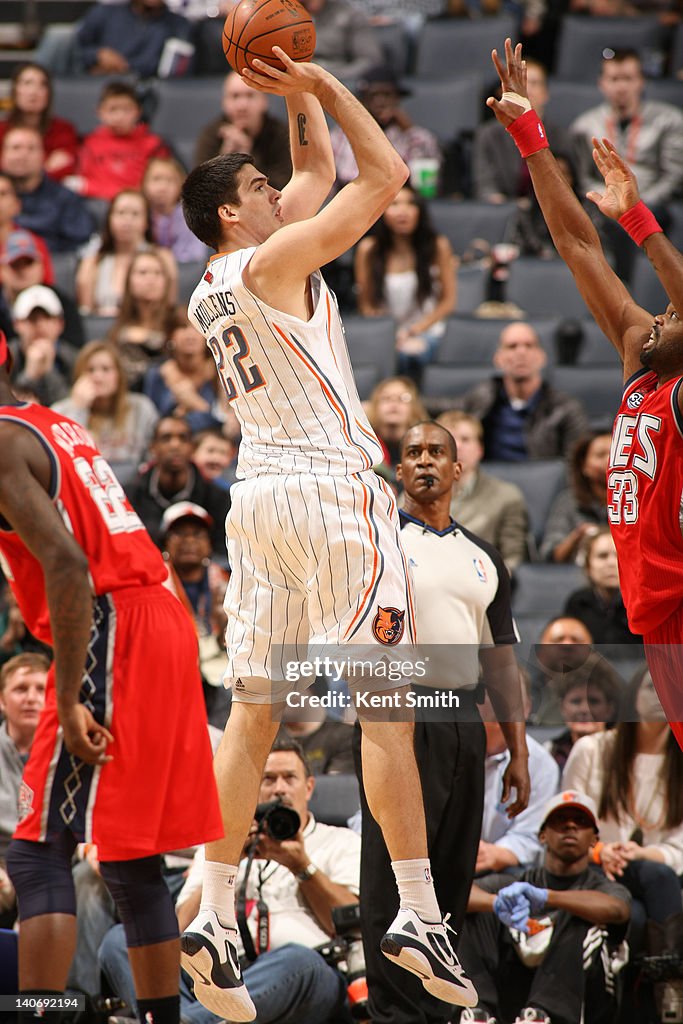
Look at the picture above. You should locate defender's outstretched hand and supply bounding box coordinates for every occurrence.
[487,38,531,128]
[587,137,641,222]
[241,47,327,97]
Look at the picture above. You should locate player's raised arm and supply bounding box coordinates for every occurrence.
[590,138,683,323]
[243,50,408,284]
[487,39,650,375]
[277,88,336,223]
[0,424,112,765]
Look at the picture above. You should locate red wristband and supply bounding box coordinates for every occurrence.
[506,109,549,159]
[618,200,663,247]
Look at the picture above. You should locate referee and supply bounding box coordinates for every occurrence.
[355,421,531,1024]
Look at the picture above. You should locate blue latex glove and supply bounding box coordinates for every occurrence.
[493,890,530,932]
[499,881,549,916]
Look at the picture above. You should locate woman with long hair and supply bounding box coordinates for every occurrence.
[76,190,177,316]
[365,376,427,476]
[563,526,642,649]
[0,63,78,180]
[144,310,224,432]
[51,340,158,482]
[563,668,683,947]
[354,185,457,382]
[107,247,178,389]
[540,430,611,563]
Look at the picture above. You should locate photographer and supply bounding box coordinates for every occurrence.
[100,737,360,1024]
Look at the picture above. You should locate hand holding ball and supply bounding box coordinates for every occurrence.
[223,0,316,75]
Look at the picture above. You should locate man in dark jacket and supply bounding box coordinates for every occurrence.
[75,0,191,78]
[125,416,230,562]
[455,322,589,461]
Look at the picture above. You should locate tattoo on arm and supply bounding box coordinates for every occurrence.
[297,113,308,147]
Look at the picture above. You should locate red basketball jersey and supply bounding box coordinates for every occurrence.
[0,403,166,644]
[608,369,683,635]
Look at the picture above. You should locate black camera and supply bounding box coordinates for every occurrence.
[254,798,300,841]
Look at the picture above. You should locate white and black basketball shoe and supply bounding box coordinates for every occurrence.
[180,909,256,1022]
[380,908,478,1007]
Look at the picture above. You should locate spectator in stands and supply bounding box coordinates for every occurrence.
[71,81,170,202]
[0,64,78,183]
[332,66,442,194]
[478,681,560,876]
[474,59,568,205]
[0,126,93,254]
[563,527,642,650]
[281,710,355,774]
[460,790,631,1024]
[563,668,683,964]
[545,671,616,771]
[160,501,221,633]
[0,173,54,286]
[540,431,611,563]
[455,321,589,462]
[125,415,230,557]
[0,229,84,348]
[75,0,192,78]
[300,0,384,79]
[0,653,49,928]
[365,375,427,477]
[51,340,158,484]
[354,184,456,384]
[438,409,529,571]
[142,157,207,264]
[9,284,78,406]
[76,190,176,317]
[192,428,237,493]
[143,309,224,431]
[100,738,358,1024]
[107,247,178,389]
[0,583,52,668]
[531,615,625,727]
[570,49,683,278]
[193,72,292,189]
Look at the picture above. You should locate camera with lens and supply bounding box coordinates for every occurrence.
[332,904,368,1021]
[253,798,300,841]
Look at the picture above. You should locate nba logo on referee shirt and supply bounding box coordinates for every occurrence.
[372,606,405,645]
[473,559,487,583]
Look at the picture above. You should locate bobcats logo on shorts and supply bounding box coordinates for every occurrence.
[17,780,34,822]
[372,606,405,645]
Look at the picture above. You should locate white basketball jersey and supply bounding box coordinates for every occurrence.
[188,247,384,478]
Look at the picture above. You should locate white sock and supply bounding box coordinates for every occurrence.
[199,860,239,930]
[392,858,441,923]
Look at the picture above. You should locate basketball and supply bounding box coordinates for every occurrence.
[223,0,316,75]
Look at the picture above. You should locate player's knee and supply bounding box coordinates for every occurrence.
[99,855,178,948]
[6,838,77,920]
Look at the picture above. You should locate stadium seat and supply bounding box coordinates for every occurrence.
[343,316,396,376]
[192,17,231,77]
[455,266,487,315]
[352,364,381,401]
[421,363,489,400]
[555,16,666,82]
[550,366,623,428]
[544,80,602,131]
[51,76,102,135]
[505,259,588,319]
[308,773,360,828]
[629,253,670,315]
[51,252,79,301]
[82,315,116,343]
[414,16,516,78]
[484,459,567,548]
[402,76,484,143]
[436,317,558,366]
[177,260,207,305]
[644,79,683,108]
[573,320,621,367]
[150,78,223,147]
[671,21,683,77]
[428,200,517,258]
[512,562,585,617]
[370,21,410,76]
[85,197,109,232]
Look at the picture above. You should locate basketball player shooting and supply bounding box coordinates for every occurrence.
[487,38,683,753]
[179,49,478,1021]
